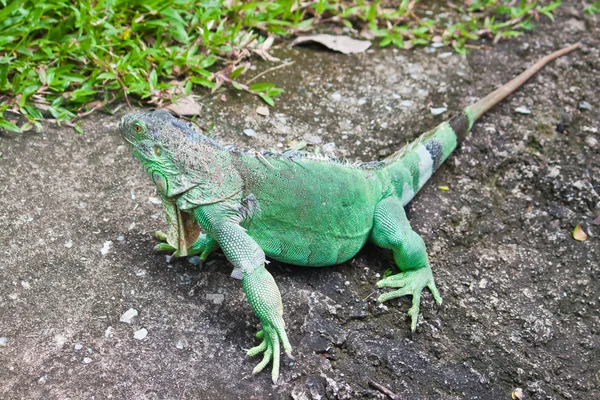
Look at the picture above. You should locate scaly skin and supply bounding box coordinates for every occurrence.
[118,44,579,384]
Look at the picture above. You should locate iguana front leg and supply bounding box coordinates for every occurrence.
[370,196,442,331]
[154,193,219,259]
[154,231,219,260]
[193,202,292,384]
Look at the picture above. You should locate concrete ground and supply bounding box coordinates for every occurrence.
[0,2,598,399]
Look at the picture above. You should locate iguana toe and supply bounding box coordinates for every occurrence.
[154,242,176,252]
[377,267,442,331]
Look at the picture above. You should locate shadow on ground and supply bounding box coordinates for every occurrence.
[0,2,598,399]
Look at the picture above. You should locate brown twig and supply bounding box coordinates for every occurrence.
[368,381,400,400]
[115,75,132,109]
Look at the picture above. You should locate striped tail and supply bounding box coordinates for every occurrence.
[383,43,581,206]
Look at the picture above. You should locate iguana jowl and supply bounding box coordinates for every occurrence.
[119,43,580,384]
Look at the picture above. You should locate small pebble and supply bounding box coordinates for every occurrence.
[117,235,125,241]
[21,281,31,290]
[135,269,147,277]
[105,326,114,338]
[206,293,225,305]
[148,197,161,205]
[177,274,192,286]
[0,337,8,346]
[175,340,185,350]
[82,357,93,364]
[64,240,73,249]
[100,241,113,255]
[438,52,453,59]
[74,343,83,350]
[430,107,447,116]
[401,100,414,108]
[303,133,322,145]
[357,98,367,105]
[120,308,138,324]
[134,328,148,340]
[256,106,269,116]
[515,106,531,115]
[243,128,257,137]
[431,42,445,48]
[188,256,202,266]
[578,101,592,111]
[331,92,342,102]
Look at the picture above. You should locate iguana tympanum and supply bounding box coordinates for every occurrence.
[119,44,579,384]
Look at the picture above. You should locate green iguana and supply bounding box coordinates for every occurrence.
[119,43,580,384]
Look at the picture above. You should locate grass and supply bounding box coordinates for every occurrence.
[0,0,566,133]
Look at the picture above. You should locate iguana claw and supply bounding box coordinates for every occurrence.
[155,230,169,241]
[377,266,442,331]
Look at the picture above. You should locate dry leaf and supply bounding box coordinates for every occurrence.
[572,224,587,241]
[256,106,269,117]
[291,34,371,54]
[164,95,202,117]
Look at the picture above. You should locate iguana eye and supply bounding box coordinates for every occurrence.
[153,145,162,156]
[134,123,143,133]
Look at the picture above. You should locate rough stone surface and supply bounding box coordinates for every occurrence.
[0,3,598,399]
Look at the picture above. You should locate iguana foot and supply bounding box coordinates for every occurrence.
[247,321,293,384]
[377,266,442,331]
[153,231,218,260]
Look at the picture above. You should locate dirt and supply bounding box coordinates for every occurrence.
[0,2,598,399]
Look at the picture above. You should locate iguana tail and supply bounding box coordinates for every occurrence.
[383,43,581,206]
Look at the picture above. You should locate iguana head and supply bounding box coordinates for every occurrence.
[118,109,242,204]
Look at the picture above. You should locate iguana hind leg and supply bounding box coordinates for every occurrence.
[370,196,442,331]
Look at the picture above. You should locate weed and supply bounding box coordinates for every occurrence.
[0,0,563,132]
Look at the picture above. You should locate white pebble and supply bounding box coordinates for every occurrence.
[105,326,114,338]
[206,293,225,305]
[82,357,93,364]
[100,241,113,256]
[134,328,148,340]
[243,128,257,137]
[119,308,138,324]
[515,106,531,115]
[430,107,447,116]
